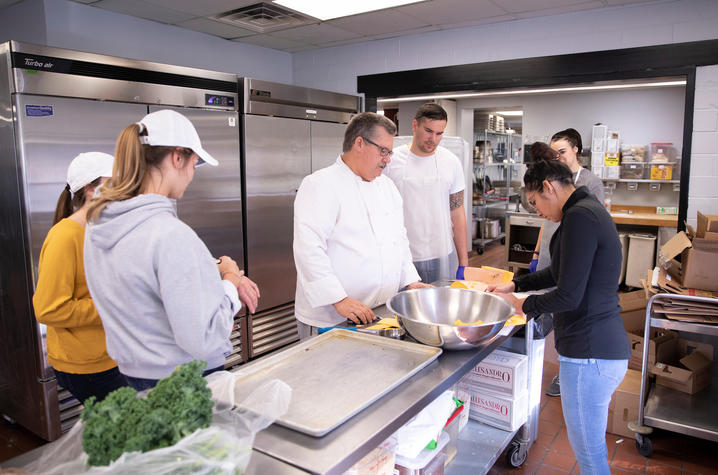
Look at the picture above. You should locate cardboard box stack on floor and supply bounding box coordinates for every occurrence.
[607,369,647,438]
[646,211,718,297]
[459,349,529,432]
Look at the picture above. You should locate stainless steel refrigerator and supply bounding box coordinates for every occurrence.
[240,78,360,358]
[0,41,244,440]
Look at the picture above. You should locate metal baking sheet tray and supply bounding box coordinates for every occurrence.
[231,329,442,437]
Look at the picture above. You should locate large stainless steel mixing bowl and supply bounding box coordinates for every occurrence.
[387,287,514,350]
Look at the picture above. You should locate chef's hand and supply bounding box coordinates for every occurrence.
[334,297,375,324]
[406,281,433,289]
[217,256,241,278]
[237,275,260,314]
[487,281,515,294]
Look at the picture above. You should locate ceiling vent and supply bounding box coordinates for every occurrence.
[213,3,316,34]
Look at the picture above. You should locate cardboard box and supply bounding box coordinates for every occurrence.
[655,339,713,394]
[465,381,528,432]
[661,231,718,292]
[697,212,718,240]
[628,329,678,372]
[620,290,649,333]
[465,349,528,397]
[606,369,645,438]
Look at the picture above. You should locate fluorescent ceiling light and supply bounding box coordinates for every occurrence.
[378,80,687,103]
[272,0,425,21]
[495,111,523,116]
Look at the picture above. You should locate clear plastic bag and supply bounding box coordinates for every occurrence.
[22,372,291,474]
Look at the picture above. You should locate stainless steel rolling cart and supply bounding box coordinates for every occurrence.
[629,293,718,457]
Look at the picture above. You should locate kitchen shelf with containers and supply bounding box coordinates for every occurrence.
[590,126,680,187]
[472,130,524,253]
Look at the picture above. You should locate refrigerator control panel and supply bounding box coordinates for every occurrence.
[205,94,235,107]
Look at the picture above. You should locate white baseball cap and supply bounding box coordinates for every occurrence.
[136,109,218,167]
[67,152,114,193]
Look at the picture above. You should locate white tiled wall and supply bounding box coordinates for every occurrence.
[687,65,718,229]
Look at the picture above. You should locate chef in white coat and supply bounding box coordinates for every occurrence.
[293,112,430,338]
[384,103,468,284]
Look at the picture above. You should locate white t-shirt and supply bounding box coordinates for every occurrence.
[384,144,465,260]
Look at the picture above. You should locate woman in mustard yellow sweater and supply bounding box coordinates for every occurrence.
[33,152,128,403]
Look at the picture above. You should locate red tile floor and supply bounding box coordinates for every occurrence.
[488,361,718,475]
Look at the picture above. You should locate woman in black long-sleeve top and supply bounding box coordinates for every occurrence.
[490,159,629,475]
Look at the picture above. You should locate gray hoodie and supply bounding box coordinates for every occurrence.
[84,194,239,379]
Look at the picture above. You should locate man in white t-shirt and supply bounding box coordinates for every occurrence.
[384,103,468,284]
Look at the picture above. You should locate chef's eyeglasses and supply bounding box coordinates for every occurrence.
[361,136,393,158]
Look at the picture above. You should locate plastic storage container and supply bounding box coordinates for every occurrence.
[650,142,676,162]
[649,162,676,180]
[442,403,464,466]
[618,232,628,286]
[346,436,397,475]
[620,161,646,179]
[625,233,656,288]
[394,432,450,475]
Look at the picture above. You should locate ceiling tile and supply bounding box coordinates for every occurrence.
[512,0,605,19]
[604,0,658,5]
[436,14,519,30]
[234,34,308,51]
[142,0,258,17]
[271,23,361,43]
[398,0,508,24]
[68,0,98,4]
[492,0,590,14]
[175,17,256,38]
[92,0,194,24]
[367,25,440,41]
[328,9,427,36]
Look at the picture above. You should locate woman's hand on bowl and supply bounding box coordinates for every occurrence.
[487,281,515,294]
[407,281,433,289]
[493,292,526,316]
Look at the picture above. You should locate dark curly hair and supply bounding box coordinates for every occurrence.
[528,142,559,162]
[523,159,574,193]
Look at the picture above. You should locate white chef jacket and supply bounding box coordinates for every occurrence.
[293,156,420,328]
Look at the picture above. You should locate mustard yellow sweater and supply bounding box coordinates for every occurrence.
[33,218,117,374]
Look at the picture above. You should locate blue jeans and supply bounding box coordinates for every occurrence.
[559,356,628,475]
[123,365,224,391]
[54,367,128,404]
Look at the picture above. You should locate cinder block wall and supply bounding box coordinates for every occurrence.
[688,65,718,229]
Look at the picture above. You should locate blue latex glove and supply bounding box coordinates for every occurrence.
[456,265,466,280]
[317,326,357,334]
[529,258,538,273]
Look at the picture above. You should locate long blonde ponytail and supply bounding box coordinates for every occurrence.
[88,123,189,222]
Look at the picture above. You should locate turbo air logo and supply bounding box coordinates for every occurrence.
[24,57,54,69]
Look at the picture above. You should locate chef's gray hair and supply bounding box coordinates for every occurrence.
[343,112,397,153]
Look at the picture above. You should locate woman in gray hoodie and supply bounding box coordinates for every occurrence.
[84,109,260,390]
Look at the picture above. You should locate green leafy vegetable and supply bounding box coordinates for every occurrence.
[81,360,214,466]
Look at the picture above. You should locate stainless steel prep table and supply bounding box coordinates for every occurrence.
[249,320,521,474]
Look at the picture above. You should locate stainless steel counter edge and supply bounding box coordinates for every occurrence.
[1,446,308,474]
[251,326,520,475]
